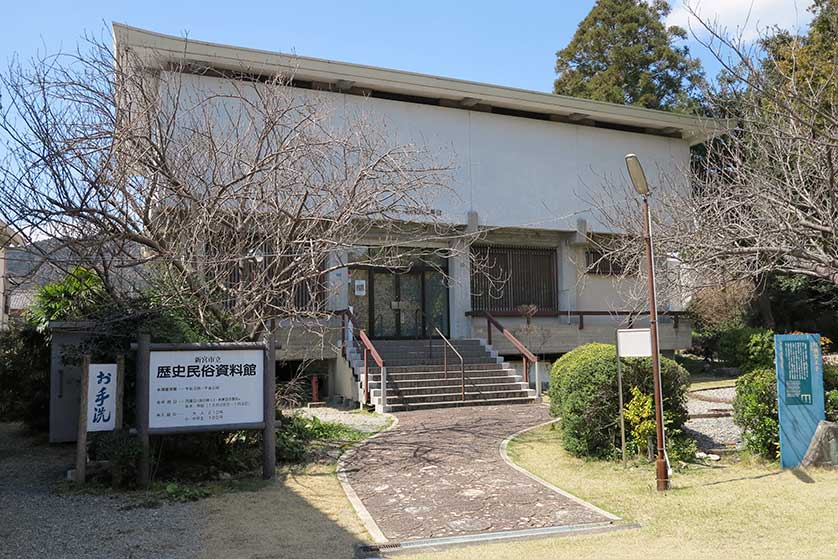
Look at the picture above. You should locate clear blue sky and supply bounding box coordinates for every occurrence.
[1,0,737,94]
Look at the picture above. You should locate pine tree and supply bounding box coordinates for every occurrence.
[553,0,704,112]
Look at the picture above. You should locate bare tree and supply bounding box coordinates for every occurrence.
[587,4,838,303]
[0,33,483,340]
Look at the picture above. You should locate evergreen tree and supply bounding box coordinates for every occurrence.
[553,0,704,111]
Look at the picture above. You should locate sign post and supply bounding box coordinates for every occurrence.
[75,354,91,483]
[774,333,825,468]
[616,329,653,467]
[136,339,274,486]
[75,357,120,483]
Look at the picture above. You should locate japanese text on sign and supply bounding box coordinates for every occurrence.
[148,349,264,430]
[87,364,117,432]
[780,340,814,405]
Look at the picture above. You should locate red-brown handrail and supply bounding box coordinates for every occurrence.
[476,311,537,384]
[434,327,465,401]
[340,309,385,406]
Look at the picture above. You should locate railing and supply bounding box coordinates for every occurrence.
[466,309,688,330]
[434,327,465,401]
[340,309,386,408]
[473,311,538,388]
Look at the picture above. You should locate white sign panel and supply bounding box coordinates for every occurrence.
[87,363,117,432]
[617,328,653,358]
[149,349,264,430]
[354,279,367,296]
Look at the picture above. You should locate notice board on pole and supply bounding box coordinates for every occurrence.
[774,333,825,468]
[148,347,264,433]
[616,328,652,358]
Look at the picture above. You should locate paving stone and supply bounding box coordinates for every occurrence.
[343,404,610,541]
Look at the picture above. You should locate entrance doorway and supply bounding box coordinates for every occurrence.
[366,269,449,339]
[370,270,448,338]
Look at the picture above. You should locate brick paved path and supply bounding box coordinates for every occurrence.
[341,404,611,542]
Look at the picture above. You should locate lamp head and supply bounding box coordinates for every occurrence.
[625,154,650,196]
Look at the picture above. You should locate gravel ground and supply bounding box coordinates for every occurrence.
[290,405,391,433]
[687,387,735,416]
[0,423,201,559]
[684,387,741,451]
[0,422,372,559]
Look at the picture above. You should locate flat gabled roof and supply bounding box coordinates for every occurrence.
[113,23,726,144]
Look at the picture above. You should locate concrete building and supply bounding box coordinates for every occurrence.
[113,24,717,411]
[0,222,24,330]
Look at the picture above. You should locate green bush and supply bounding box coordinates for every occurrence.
[733,368,779,458]
[743,329,775,371]
[275,413,366,463]
[826,390,838,423]
[548,343,689,459]
[824,364,838,392]
[0,325,50,430]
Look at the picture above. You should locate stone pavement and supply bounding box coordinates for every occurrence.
[341,403,612,542]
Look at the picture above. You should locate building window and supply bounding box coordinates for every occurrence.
[470,245,557,313]
[585,249,626,276]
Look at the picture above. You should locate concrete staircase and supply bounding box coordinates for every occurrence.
[346,339,537,412]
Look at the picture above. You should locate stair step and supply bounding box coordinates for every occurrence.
[367,368,517,381]
[369,375,523,389]
[381,389,535,404]
[375,382,528,397]
[362,363,508,374]
[381,396,537,412]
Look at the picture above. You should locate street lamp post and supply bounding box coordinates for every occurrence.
[625,154,670,491]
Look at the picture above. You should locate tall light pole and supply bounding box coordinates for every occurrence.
[625,153,670,491]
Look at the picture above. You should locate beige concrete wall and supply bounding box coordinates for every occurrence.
[274,316,342,362]
[471,316,691,355]
[331,356,359,403]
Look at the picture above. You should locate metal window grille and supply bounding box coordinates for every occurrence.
[470,245,557,313]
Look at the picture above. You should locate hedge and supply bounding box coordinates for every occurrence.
[733,363,838,458]
[548,343,689,459]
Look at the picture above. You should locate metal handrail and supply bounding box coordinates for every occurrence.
[340,308,386,407]
[434,327,465,401]
[475,310,537,385]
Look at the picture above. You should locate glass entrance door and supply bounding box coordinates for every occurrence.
[369,269,448,339]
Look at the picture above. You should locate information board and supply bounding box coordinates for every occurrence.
[616,328,652,358]
[148,349,264,431]
[87,363,117,432]
[774,334,825,468]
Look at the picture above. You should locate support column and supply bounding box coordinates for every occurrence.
[448,238,472,339]
[326,249,349,311]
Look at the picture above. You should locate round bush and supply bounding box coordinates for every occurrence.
[548,343,689,459]
[732,367,779,458]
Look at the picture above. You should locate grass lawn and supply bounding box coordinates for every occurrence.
[400,425,838,559]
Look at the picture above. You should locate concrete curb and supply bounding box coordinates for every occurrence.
[498,419,621,522]
[337,412,400,544]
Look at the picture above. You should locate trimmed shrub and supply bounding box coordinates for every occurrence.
[548,343,689,459]
[732,368,779,458]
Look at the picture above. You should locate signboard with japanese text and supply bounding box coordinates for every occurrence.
[148,349,264,431]
[774,334,825,468]
[87,363,117,432]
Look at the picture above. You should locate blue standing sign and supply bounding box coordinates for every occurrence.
[774,334,825,468]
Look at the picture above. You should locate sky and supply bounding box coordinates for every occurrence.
[0,0,816,95]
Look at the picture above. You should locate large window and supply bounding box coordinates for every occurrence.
[470,245,557,313]
[585,249,627,276]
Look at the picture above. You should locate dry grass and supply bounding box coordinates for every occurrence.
[402,425,838,559]
[689,377,738,391]
[196,463,370,558]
